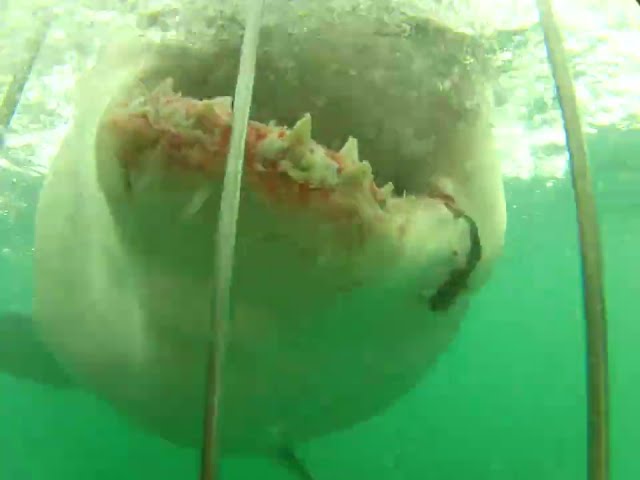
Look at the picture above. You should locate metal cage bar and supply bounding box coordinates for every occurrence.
[535,2,610,480]
[199,2,267,479]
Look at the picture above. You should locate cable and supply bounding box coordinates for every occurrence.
[535,2,610,480]
[199,2,266,479]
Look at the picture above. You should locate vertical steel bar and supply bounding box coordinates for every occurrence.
[535,2,610,480]
[0,15,50,133]
[199,2,266,479]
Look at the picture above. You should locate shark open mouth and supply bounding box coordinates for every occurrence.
[100,79,482,311]
[103,80,393,216]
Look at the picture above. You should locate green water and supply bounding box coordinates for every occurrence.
[0,130,638,479]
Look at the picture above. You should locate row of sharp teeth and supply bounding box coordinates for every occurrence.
[288,114,457,205]
[289,113,361,166]
[127,109,376,218]
[286,113,396,201]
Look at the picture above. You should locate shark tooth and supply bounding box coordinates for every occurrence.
[212,96,233,116]
[339,137,359,164]
[288,113,312,147]
[182,186,212,218]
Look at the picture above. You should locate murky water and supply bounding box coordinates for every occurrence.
[0,1,638,479]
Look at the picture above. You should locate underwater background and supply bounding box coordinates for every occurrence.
[0,1,638,479]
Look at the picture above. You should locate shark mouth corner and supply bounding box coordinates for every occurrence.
[428,205,482,312]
